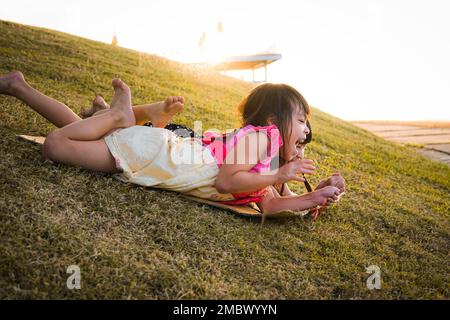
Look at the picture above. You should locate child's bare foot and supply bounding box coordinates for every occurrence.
[149,96,184,128]
[110,78,135,127]
[0,71,26,95]
[80,95,110,118]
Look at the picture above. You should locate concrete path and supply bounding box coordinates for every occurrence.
[353,122,450,166]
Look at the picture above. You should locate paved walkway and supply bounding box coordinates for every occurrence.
[353,122,450,166]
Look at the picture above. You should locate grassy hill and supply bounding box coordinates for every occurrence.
[0,19,449,299]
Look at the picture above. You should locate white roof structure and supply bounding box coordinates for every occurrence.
[213,53,282,82]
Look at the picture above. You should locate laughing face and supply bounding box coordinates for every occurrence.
[285,108,310,162]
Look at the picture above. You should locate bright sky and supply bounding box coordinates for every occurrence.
[1,0,449,121]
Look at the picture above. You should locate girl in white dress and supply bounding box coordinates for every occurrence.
[0,71,345,216]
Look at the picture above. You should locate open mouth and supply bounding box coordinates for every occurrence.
[296,138,306,146]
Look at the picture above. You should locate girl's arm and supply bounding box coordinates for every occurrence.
[215,167,280,194]
[214,132,278,194]
[281,183,298,196]
[214,132,314,194]
[257,185,341,214]
[272,183,298,197]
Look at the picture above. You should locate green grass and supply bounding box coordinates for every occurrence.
[0,19,449,299]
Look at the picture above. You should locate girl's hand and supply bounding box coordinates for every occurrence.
[315,173,346,193]
[329,173,346,193]
[314,186,341,206]
[276,158,315,184]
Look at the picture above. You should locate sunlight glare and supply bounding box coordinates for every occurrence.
[1,0,449,121]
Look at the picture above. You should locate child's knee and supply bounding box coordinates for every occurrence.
[42,130,65,161]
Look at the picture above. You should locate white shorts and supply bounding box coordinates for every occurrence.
[103,125,234,201]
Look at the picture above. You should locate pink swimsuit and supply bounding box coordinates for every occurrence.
[202,124,284,205]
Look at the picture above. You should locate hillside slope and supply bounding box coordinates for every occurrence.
[0,20,448,299]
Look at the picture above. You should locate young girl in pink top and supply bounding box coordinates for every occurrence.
[0,71,345,217]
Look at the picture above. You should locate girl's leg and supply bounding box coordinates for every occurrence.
[0,71,184,129]
[132,97,184,126]
[89,97,184,126]
[0,71,81,127]
[89,102,158,125]
[80,95,109,119]
[43,138,119,173]
[43,78,135,173]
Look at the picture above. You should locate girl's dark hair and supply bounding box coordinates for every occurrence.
[238,83,310,162]
[305,119,312,144]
